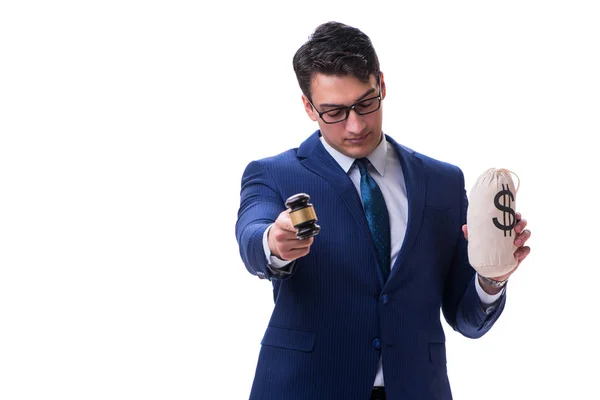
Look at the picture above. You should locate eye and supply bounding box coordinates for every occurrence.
[325,108,345,118]
[356,100,374,110]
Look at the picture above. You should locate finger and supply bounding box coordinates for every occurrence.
[514,216,527,234]
[279,220,297,233]
[279,246,311,261]
[296,236,314,246]
[293,237,315,249]
[280,237,314,252]
[272,228,302,243]
[462,224,468,241]
[514,245,531,262]
[276,213,298,233]
[514,229,531,247]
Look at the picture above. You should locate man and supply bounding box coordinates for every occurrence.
[235,21,531,400]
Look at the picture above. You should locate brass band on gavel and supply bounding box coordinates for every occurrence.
[285,193,320,240]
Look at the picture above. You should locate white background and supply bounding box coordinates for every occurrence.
[1,1,599,399]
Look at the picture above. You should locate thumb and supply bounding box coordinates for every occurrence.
[278,209,297,233]
[462,224,468,241]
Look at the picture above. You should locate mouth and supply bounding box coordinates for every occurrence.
[346,132,370,144]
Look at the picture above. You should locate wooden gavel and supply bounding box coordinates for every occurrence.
[285,193,320,240]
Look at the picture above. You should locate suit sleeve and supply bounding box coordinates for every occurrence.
[441,169,507,339]
[235,160,293,281]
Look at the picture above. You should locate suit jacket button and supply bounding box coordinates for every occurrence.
[381,294,389,304]
[373,338,381,349]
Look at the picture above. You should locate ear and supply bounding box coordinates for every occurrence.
[379,72,387,100]
[302,94,318,121]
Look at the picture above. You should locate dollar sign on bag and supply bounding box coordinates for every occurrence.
[492,184,516,237]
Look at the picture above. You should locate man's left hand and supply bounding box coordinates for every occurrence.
[462,212,532,282]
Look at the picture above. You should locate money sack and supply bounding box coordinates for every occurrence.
[466,168,520,278]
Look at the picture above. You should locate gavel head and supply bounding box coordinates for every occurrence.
[285,193,321,240]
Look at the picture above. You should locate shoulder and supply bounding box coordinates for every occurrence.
[414,151,463,179]
[243,130,321,173]
[387,135,465,189]
[387,134,464,180]
[243,148,298,172]
[240,148,303,187]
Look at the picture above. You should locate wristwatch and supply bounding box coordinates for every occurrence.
[477,274,509,288]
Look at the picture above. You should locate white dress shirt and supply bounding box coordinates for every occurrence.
[262,134,503,386]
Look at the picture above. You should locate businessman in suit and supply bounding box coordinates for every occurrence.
[235,21,531,400]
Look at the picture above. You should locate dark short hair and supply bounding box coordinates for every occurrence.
[292,21,381,102]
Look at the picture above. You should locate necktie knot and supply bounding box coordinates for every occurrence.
[355,158,370,176]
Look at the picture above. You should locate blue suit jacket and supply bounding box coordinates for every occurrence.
[235,131,506,400]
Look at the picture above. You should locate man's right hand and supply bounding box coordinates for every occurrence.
[268,209,314,261]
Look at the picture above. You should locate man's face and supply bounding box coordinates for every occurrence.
[302,73,386,159]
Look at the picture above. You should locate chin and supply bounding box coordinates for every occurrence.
[345,139,379,158]
[345,147,373,159]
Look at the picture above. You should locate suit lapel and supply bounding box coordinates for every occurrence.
[297,131,426,287]
[297,131,383,281]
[385,135,426,283]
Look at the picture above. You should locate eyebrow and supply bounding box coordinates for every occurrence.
[318,88,377,108]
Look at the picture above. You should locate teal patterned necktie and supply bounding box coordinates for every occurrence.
[355,158,391,281]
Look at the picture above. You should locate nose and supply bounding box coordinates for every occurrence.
[345,108,366,134]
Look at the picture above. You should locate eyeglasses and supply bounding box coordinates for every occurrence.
[309,89,382,124]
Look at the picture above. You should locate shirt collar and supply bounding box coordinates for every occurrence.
[319,133,388,176]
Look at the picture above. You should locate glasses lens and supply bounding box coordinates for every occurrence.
[319,95,381,124]
[322,108,348,123]
[354,97,381,115]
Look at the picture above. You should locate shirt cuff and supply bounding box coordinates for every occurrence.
[262,224,293,269]
[475,276,505,312]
